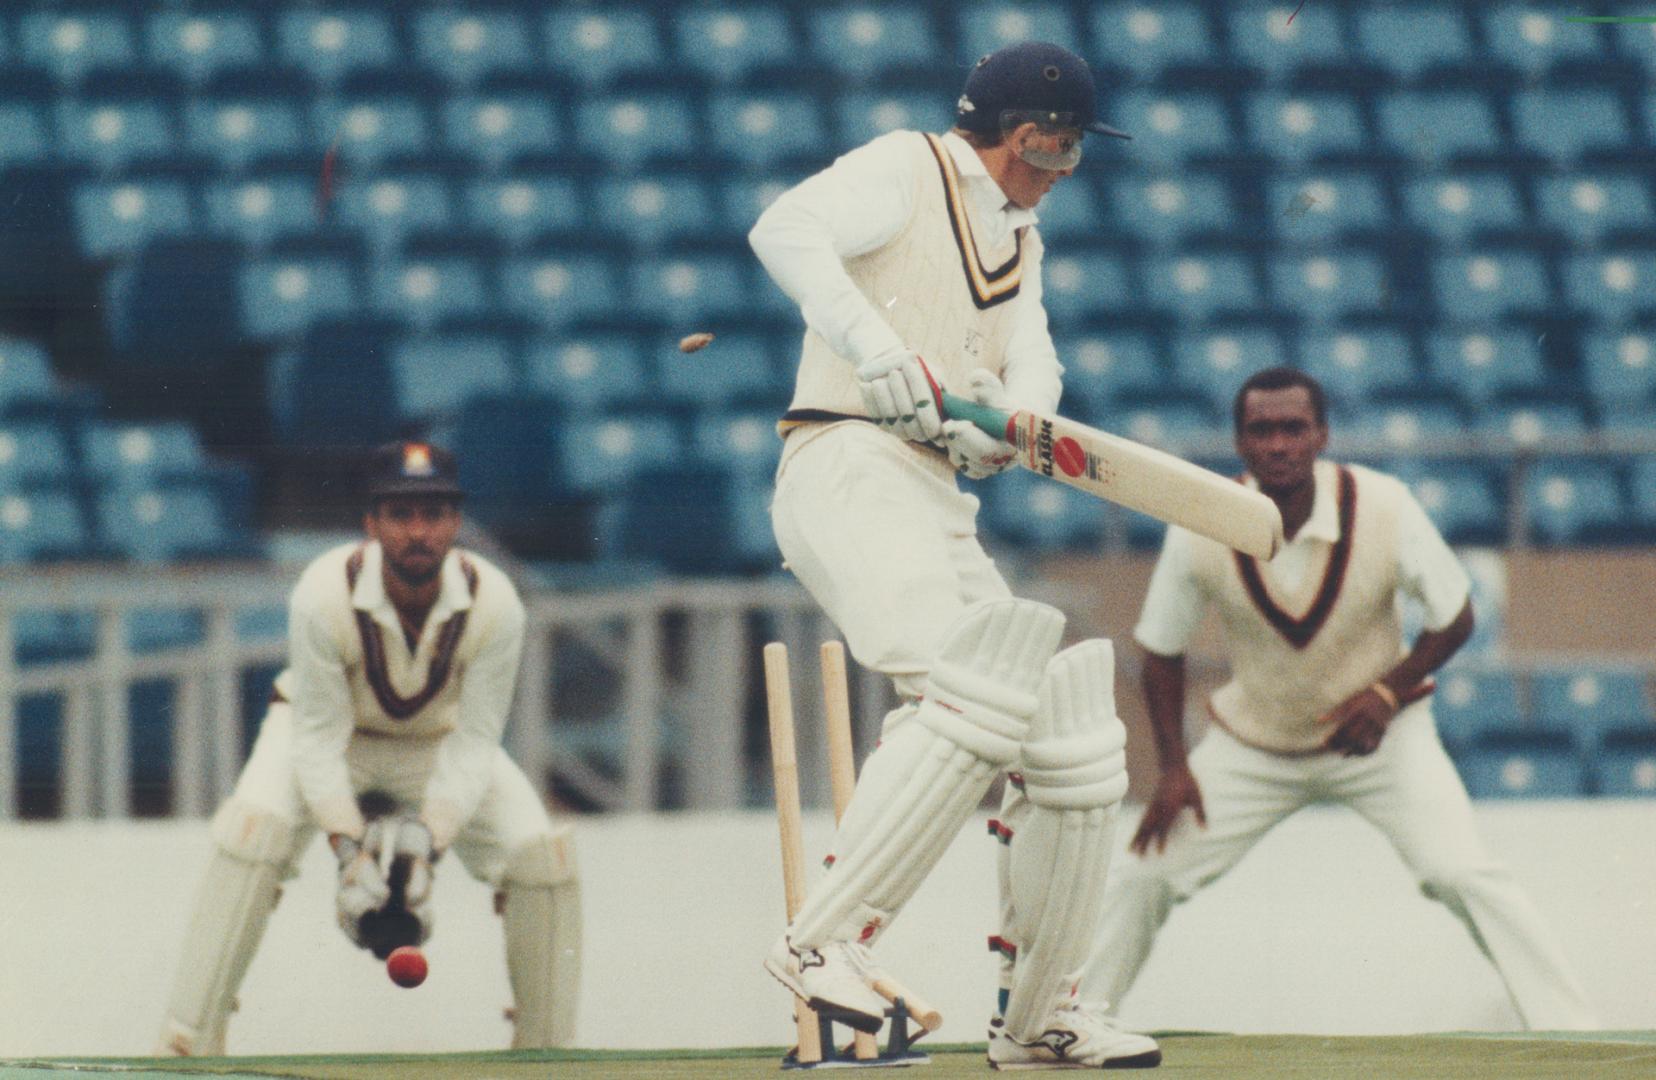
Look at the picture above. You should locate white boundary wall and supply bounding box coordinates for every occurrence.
[0,802,1651,1057]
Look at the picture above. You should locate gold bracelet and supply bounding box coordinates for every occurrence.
[1370,681,1400,712]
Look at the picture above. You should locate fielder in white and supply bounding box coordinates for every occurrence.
[1081,368,1597,1031]
[751,41,1160,1069]
[156,442,580,1055]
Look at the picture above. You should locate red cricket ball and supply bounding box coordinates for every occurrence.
[386,945,428,989]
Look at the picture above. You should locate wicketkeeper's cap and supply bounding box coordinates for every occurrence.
[955,41,1130,140]
[365,441,464,501]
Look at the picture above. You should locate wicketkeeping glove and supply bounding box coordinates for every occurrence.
[856,348,944,444]
[942,368,1018,479]
[334,823,392,948]
[390,817,436,945]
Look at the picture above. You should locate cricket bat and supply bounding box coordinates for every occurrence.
[941,392,1285,560]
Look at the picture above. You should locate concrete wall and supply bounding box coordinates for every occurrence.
[1,802,1651,1058]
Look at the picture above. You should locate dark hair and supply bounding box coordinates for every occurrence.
[951,125,1005,150]
[1232,367,1327,434]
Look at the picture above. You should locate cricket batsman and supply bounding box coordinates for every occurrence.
[155,442,580,1054]
[751,41,1162,1068]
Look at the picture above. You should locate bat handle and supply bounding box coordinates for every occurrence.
[938,390,1015,444]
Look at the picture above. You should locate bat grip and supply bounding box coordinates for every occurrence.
[939,391,1015,444]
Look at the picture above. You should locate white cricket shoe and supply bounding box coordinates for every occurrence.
[988,1005,1162,1070]
[764,935,890,1034]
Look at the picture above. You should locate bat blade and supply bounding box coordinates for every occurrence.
[942,392,1285,560]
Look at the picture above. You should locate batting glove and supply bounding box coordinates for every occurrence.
[856,348,944,444]
[943,369,1017,480]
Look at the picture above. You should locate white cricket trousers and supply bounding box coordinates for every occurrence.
[234,703,558,886]
[771,423,1011,700]
[1086,709,1598,1030]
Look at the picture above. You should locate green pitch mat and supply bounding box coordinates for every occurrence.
[7,1033,1656,1079]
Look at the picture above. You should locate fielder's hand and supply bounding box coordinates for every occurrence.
[1130,763,1206,856]
[856,348,944,443]
[1317,685,1397,757]
[333,826,392,947]
[942,368,1017,479]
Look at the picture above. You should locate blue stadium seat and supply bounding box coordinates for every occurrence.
[0,490,85,563]
[1245,92,1365,164]
[1433,667,1521,748]
[1226,3,1348,79]
[629,255,749,322]
[1400,465,1506,546]
[0,423,72,489]
[72,180,193,259]
[0,102,49,165]
[1090,3,1215,77]
[127,607,206,653]
[1482,6,1604,73]
[1460,732,1584,798]
[95,485,234,563]
[1512,90,1628,162]
[464,176,581,247]
[958,3,1080,61]
[368,258,488,329]
[1482,403,1587,447]
[720,175,795,235]
[1583,330,1656,411]
[1172,328,1289,413]
[544,10,664,85]
[524,334,646,409]
[674,7,794,81]
[1424,331,1547,405]
[82,423,208,485]
[1377,93,1500,162]
[499,252,619,328]
[313,98,428,169]
[441,96,559,170]
[55,101,175,170]
[1597,730,1656,798]
[835,93,955,148]
[693,411,782,479]
[277,10,397,85]
[1268,252,1386,321]
[238,258,358,339]
[1056,332,1161,421]
[654,331,777,406]
[1033,180,1104,244]
[1401,175,1524,241]
[19,11,135,82]
[1108,175,1234,245]
[1563,253,1656,324]
[1616,17,1656,69]
[980,468,1106,551]
[1634,458,1656,527]
[1354,6,1473,80]
[1116,401,1219,449]
[1039,252,1132,324]
[452,392,561,515]
[203,176,322,248]
[1431,253,1549,320]
[1535,176,1654,243]
[333,174,452,253]
[1112,92,1231,165]
[0,341,60,418]
[808,7,932,80]
[1145,254,1257,321]
[561,414,680,492]
[1343,400,1466,452]
[267,323,399,447]
[708,92,826,167]
[389,335,515,420]
[414,11,534,85]
[1298,330,1414,406]
[184,99,305,171]
[575,96,696,166]
[13,609,96,664]
[602,466,776,574]
[1532,668,1650,749]
[1266,173,1387,242]
[145,12,262,83]
[1523,460,1624,544]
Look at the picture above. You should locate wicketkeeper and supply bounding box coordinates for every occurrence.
[156,441,580,1055]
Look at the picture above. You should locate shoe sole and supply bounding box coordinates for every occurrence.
[989,1047,1163,1070]
[763,957,886,1035]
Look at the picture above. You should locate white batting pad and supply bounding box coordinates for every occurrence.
[791,599,1065,949]
[156,799,297,1056]
[501,826,582,1048]
[1001,639,1129,1040]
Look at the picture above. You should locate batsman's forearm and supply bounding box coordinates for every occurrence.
[1381,599,1475,701]
[1141,649,1191,770]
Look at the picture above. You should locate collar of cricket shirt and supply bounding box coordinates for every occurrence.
[351,542,476,640]
[1242,459,1342,548]
[940,130,1040,231]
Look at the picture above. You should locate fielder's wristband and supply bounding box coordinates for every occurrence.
[1370,681,1400,712]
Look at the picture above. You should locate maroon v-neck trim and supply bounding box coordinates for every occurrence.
[346,545,479,720]
[1231,466,1356,650]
